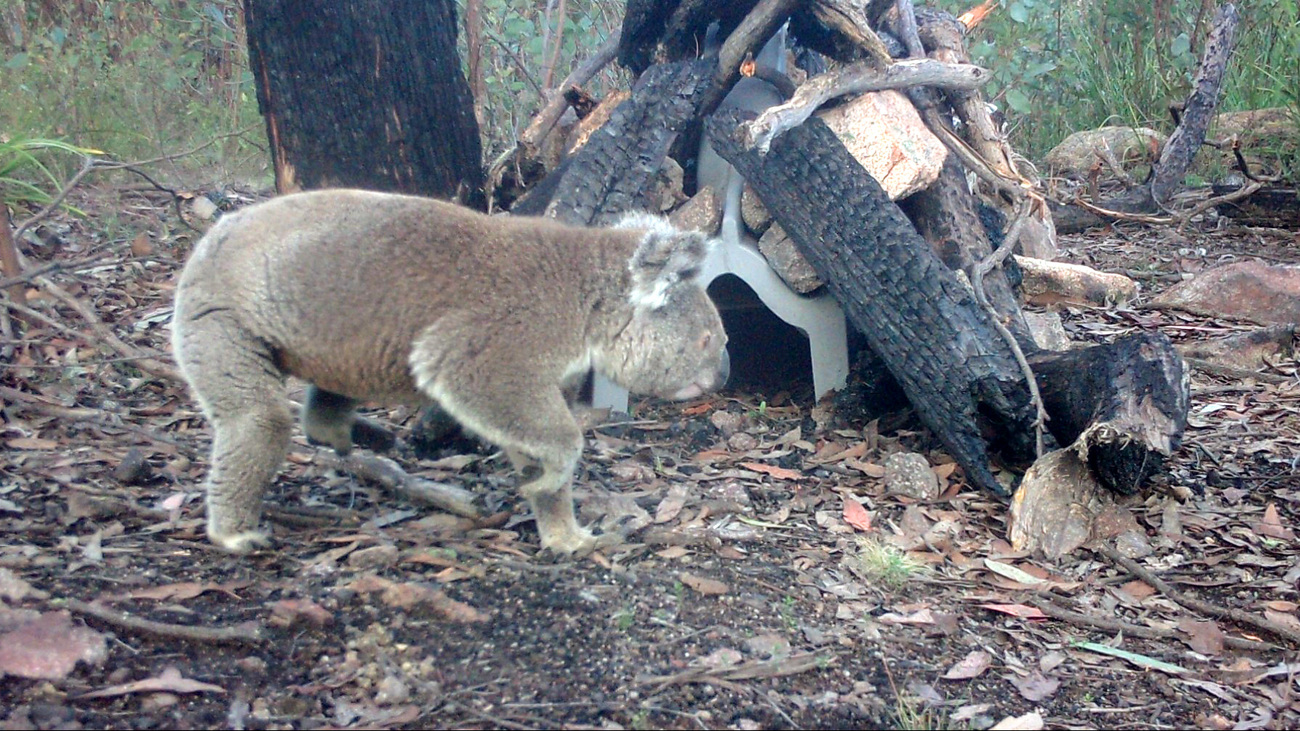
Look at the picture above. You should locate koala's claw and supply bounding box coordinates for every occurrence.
[540,527,624,558]
[209,529,273,554]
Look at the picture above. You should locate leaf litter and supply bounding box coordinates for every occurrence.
[0,189,1298,728]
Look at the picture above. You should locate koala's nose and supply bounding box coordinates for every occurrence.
[716,348,731,388]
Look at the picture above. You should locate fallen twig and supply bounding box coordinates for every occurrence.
[317,452,481,519]
[1184,357,1293,386]
[1032,594,1275,652]
[1097,543,1300,646]
[62,597,266,645]
[0,384,196,455]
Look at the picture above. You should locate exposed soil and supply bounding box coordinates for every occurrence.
[2,186,1299,730]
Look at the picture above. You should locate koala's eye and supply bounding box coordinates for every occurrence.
[679,266,699,280]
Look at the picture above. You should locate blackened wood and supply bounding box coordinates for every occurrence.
[1212,184,1300,228]
[620,0,681,74]
[1029,332,1189,495]
[1152,3,1238,205]
[244,0,483,202]
[899,158,1033,349]
[544,60,715,226]
[707,109,1042,497]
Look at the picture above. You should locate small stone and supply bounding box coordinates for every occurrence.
[728,432,758,452]
[757,223,823,294]
[883,452,939,500]
[236,656,267,675]
[347,544,400,570]
[374,674,410,705]
[1023,311,1071,351]
[710,411,745,439]
[140,693,179,711]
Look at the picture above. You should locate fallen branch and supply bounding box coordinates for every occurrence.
[1032,594,1274,652]
[745,58,991,152]
[317,452,481,519]
[0,384,197,456]
[1183,357,1293,386]
[62,597,266,645]
[1098,543,1300,646]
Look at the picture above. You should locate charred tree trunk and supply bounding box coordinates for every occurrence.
[1053,3,1239,232]
[516,59,716,226]
[244,0,483,204]
[707,108,1044,497]
[1029,332,1189,494]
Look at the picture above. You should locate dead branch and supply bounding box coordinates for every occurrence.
[1183,357,1293,386]
[700,0,803,116]
[316,452,481,519]
[520,30,623,152]
[970,198,1047,456]
[1032,594,1275,652]
[1098,543,1300,646]
[744,58,990,152]
[808,0,893,65]
[62,598,267,645]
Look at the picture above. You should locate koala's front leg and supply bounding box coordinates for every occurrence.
[427,379,601,554]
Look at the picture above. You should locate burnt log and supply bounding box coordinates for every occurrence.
[1029,332,1189,495]
[898,158,1030,345]
[707,108,1043,496]
[528,59,715,226]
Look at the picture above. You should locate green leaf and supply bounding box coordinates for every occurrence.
[4,52,29,69]
[1009,2,1029,23]
[1171,32,1191,57]
[1072,641,1189,675]
[1004,88,1032,114]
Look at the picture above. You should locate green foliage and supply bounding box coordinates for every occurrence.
[934,0,1300,160]
[0,137,99,208]
[457,0,629,158]
[0,0,263,184]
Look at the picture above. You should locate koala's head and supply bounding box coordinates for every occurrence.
[598,214,729,400]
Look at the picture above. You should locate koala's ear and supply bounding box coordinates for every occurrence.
[617,214,712,309]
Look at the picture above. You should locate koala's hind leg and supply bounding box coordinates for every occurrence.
[302,386,397,455]
[174,316,292,553]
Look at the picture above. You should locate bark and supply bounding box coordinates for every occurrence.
[244,0,483,203]
[1212,185,1300,228]
[899,159,1031,346]
[707,108,1043,497]
[542,59,716,226]
[1029,332,1189,495]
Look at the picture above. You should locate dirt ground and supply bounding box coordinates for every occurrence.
[2,185,1299,730]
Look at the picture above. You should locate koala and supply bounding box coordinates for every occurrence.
[171,189,729,555]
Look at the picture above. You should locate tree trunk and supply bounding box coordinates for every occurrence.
[244,0,484,204]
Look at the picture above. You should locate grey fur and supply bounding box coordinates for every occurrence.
[172,189,729,555]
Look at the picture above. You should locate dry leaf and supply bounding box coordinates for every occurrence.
[0,610,107,680]
[5,437,60,450]
[654,485,689,524]
[269,599,334,628]
[0,569,47,603]
[1011,672,1060,701]
[739,462,803,481]
[842,497,872,532]
[943,650,991,680]
[990,710,1045,730]
[76,666,224,699]
[1255,503,1296,541]
[680,572,729,596]
[1178,618,1225,655]
[979,603,1048,620]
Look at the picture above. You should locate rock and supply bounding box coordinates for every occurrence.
[816,90,947,200]
[374,675,410,705]
[757,223,823,294]
[653,157,686,212]
[740,186,772,236]
[1017,210,1059,260]
[669,185,722,234]
[1023,311,1071,351]
[112,448,154,485]
[1151,261,1300,325]
[1043,126,1164,179]
[1015,256,1138,307]
[1211,107,1294,144]
[883,452,939,500]
[1178,324,1295,371]
[346,544,400,570]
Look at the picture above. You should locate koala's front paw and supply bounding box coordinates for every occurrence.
[209,529,273,554]
[540,526,623,557]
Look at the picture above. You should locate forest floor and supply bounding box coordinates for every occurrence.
[1,183,1298,730]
